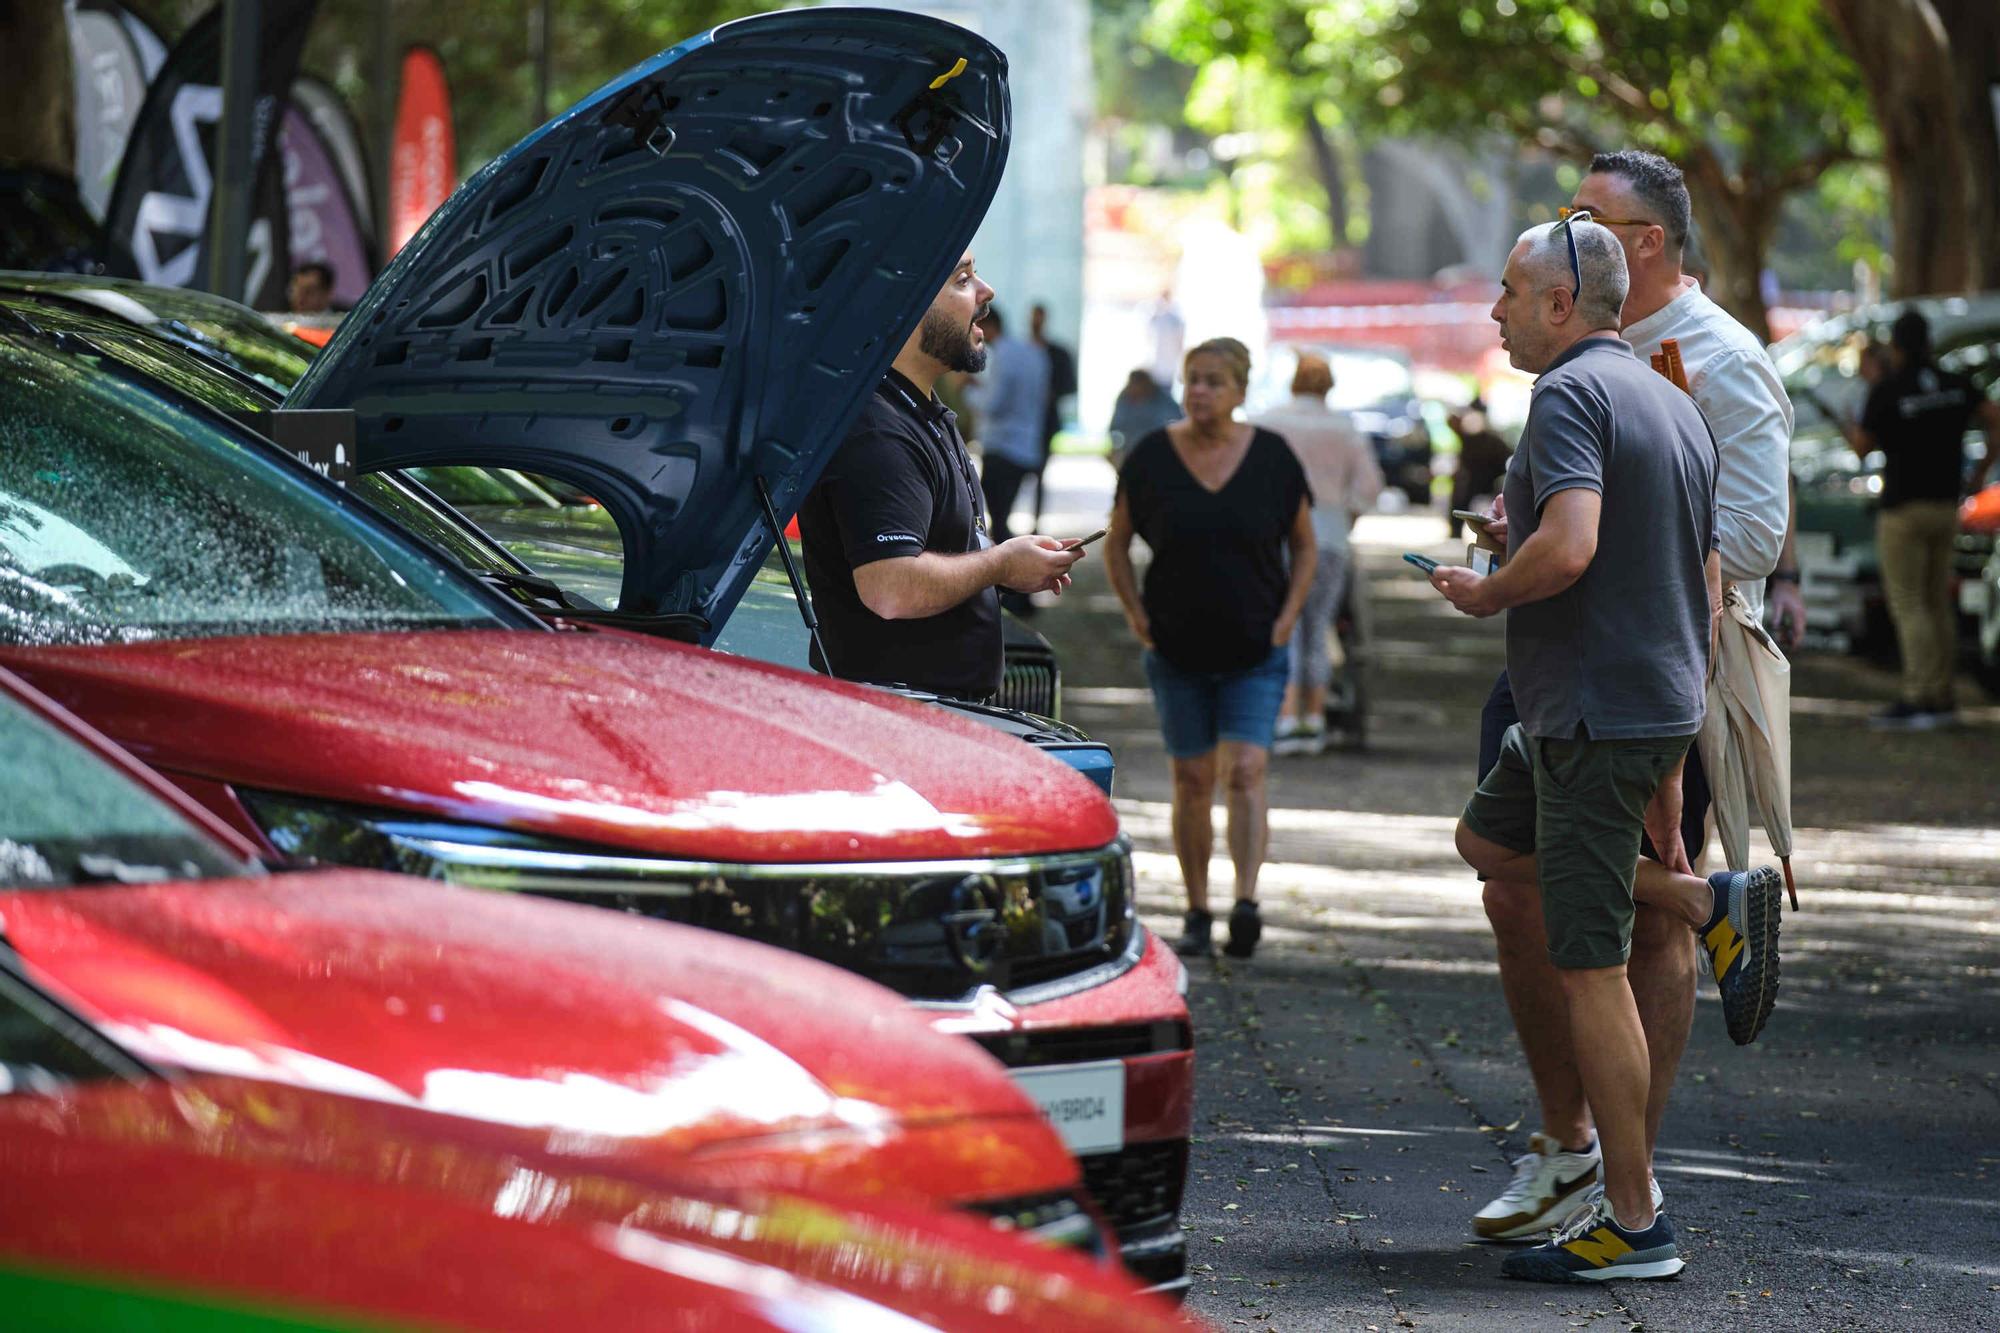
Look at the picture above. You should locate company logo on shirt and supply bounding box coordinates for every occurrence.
[875,531,921,544]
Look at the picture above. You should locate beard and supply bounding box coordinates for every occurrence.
[918,302,988,373]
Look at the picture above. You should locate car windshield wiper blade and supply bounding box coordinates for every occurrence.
[70,853,175,885]
[473,566,581,610]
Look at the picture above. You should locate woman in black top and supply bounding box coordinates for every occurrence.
[1105,337,1316,958]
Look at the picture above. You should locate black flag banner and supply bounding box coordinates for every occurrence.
[103,0,318,305]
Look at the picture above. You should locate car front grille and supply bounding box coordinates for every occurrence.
[525,849,1136,1003]
[971,1020,1192,1069]
[1079,1139,1188,1237]
[997,652,1059,717]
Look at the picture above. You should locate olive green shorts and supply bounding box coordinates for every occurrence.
[1462,724,1693,970]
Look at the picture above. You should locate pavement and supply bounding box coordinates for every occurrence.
[1018,456,2000,1332]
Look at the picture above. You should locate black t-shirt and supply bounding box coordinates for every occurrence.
[1118,426,1311,673]
[1863,364,1979,507]
[797,370,1002,700]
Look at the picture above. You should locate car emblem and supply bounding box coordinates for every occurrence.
[938,873,1004,976]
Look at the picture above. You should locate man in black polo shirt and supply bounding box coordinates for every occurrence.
[798,251,1085,700]
[1845,310,2000,729]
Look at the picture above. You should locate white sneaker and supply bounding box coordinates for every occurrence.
[1556,1177,1667,1232]
[1273,720,1324,757]
[1473,1133,1602,1240]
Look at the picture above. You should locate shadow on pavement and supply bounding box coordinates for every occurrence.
[1023,460,2000,1331]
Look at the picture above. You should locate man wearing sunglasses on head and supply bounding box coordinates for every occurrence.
[1461,151,1794,1255]
[1429,214,1780,1283]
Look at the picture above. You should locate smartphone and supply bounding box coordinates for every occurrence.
[1066,528,1108,549]
[1402,552,1440,574]
[1451,509,1496,533]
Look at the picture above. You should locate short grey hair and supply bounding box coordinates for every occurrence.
[1518,218,1627,329]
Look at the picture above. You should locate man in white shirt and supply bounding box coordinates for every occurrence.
[1253,353,1384,755]
[1468,149,1794,1243]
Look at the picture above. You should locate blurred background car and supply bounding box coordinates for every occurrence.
[1770,293,2000,657]
[1960,482,2000,694]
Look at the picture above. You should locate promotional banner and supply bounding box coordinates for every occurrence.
[388,46,455,257]
[279,104,373,308]
[290,76,375,245]
[102,0,319,301]
[65,0,154,218]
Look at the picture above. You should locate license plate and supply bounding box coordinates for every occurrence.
[1011,1060,1125,1155]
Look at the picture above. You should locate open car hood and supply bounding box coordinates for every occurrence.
[289,8,1009,634]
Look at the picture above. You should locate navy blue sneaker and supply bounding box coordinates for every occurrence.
[1500,1193,1684,1283]
[1701,866,1782,1045]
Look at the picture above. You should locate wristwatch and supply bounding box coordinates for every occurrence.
[1768,568,1801,584]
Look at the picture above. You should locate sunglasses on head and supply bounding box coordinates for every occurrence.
[1554,209,1591,300]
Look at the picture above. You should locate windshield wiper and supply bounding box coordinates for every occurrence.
[70,853,175,885]
[473,566,586,612]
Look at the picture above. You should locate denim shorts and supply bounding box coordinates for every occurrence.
[1143,644,1290,759]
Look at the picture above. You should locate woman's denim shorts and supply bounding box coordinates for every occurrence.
[1142,643,1290,759]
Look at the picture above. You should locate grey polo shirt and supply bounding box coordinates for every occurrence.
[1502,336,1719,740]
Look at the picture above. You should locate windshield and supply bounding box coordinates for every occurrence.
[0,692,249,888]
[0,337,509,645]
[14,279,313,394]
[355,472,519,575]
[0,966,138,1089]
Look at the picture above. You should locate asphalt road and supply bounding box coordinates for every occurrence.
[1020,458,2000,1332]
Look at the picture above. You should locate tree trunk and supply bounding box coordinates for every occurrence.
[1301,105,1351,248]
[0,1,74,173]
[1682,153,1775,342]
[1823,0,1975,298]
[1933,0,2000,288]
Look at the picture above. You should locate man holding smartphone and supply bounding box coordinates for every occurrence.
[1431,215,1780,1283]
[797,251,1084,701]
[1459,151,1795,1251]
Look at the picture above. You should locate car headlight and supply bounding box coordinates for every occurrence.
[241,791,1135,1002]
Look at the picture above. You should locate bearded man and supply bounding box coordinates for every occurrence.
[797,251,1084,701]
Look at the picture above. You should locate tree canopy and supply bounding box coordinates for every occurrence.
[1148,0,1876,334]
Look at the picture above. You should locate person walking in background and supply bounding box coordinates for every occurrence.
[1104,338,1316,960]
[1434,216,1780,1283]
[1028,302,1077,531]
[1147,289,1185,392]
[963,307,1051,548]
[1108,369,1181,470]
[1253,352,1384,756]
[1842,310,2000,728]
[1464,150,1796,1249]
[1448,397,1512,536]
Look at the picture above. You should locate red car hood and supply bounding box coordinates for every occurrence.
[3,870,1041,1157]
[0,630,1118,861]
[0,1076,1188,1332]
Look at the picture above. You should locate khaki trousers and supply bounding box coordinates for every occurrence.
[1877,500,1961,707]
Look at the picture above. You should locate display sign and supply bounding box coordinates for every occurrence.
[388,47,455,257]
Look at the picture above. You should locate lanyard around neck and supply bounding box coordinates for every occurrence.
[882,377,987,538]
